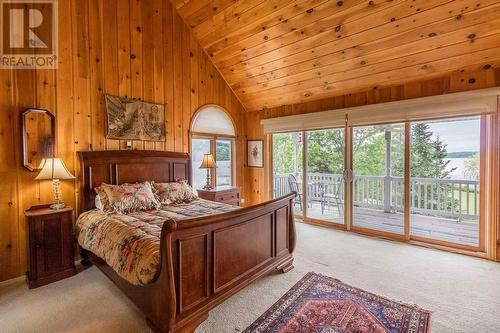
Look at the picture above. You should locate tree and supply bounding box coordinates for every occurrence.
[216,141,230,161]
[410,123,454,178]
[273,133,301,174]
[273,123,453,180]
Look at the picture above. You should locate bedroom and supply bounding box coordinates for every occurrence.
[0,0,499,332]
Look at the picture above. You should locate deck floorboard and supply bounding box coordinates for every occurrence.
[299,203,479,247]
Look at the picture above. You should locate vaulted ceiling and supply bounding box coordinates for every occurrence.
[171,0,500,111]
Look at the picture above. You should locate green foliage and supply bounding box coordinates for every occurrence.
[273,123,452,180]
[307,130,344,174]
[216,141,230,161]
[273,133,302,174]
[410,123,454,178]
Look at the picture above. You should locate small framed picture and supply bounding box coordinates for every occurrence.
[247,139,264,168]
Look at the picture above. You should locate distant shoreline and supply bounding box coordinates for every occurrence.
[446,151,478,159]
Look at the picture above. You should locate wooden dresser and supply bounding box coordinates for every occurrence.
[197,186,240,206]
[25,205,76,288]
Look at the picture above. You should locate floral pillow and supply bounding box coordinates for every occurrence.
[94,185,111,211]
[99,182,161,214]
[153,181,198,205]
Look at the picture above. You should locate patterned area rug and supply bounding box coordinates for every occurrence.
[244,272,431,333]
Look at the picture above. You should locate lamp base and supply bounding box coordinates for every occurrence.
[50,202,67,210]
[202,184,214,190]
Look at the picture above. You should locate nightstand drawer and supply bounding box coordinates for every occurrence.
[215,192,239,202]
[198,186,241,206]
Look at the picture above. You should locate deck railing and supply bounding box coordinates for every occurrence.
[274,173,479,220]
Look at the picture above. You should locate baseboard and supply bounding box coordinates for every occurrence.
[0,275,26,288]
[0,260,82,287]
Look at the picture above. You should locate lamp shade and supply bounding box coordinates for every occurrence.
[35,158,75,180]
[199,153,216,169]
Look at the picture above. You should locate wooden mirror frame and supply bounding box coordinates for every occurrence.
[21,108,56,172]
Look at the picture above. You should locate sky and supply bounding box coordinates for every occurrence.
[425,117,480,153]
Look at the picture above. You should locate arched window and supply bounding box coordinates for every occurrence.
[190,105,236,189]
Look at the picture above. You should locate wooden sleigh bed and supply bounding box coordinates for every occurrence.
[77,150,296,333]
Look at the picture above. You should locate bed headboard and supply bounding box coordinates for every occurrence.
[78,150,191,213]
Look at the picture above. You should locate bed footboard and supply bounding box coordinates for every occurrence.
[148,192,296,333]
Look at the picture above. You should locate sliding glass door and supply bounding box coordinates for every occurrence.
[270,116,484,251]
[410,117,481,248]
[272,132,303,216]
[351,124,405,235]
[305,129,345,224]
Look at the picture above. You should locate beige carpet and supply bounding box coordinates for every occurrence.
[1,222,500,333]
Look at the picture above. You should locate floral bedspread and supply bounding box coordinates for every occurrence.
[75,198,238,285]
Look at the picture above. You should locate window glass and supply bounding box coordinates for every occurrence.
[216,139,232,186]
[410,117,481,247]
[272,132,303,215]
[191,138,211,190]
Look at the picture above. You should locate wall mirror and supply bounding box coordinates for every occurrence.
[22,108,55,171]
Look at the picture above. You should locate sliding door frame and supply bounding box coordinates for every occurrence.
[269,116,491,257]
[408,116,486,252]
[348,122,407,242]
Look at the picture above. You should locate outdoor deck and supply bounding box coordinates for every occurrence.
[299,202,479,247]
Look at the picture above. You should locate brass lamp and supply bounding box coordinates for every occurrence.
[199,153,216,190]
[35,158,75,210]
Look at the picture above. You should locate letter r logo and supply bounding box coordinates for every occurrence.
[1,1,55,55]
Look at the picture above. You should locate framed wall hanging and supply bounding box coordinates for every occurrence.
[247,139,264,168]
[105,94,166,141]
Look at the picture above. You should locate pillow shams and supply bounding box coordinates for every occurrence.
[94,182,161,214]
[152,181,198,205]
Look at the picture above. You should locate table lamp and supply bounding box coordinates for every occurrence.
[35,157,75,210]
[199,153,216,190]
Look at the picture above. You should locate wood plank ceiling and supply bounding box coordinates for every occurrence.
[171,0,500,111]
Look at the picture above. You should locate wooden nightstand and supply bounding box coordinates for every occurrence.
[25,204,76,288]
[197,186,240,206]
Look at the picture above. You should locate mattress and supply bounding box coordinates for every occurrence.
[75,198,239,285]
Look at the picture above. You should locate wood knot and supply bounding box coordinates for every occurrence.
[468,78,476,84]
[337,1,343,6]
[360,60,367,65]
[130,54,136,59]
[467,33,476,40]
[136,26,141,33]
[483,64,491,69]
[306,8,313,13]
[428,32,436,37]
[334,25,341,32]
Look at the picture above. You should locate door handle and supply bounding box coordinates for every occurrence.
[343,169,353,183]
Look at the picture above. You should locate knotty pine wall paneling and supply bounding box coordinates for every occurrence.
[0,0,246,282]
